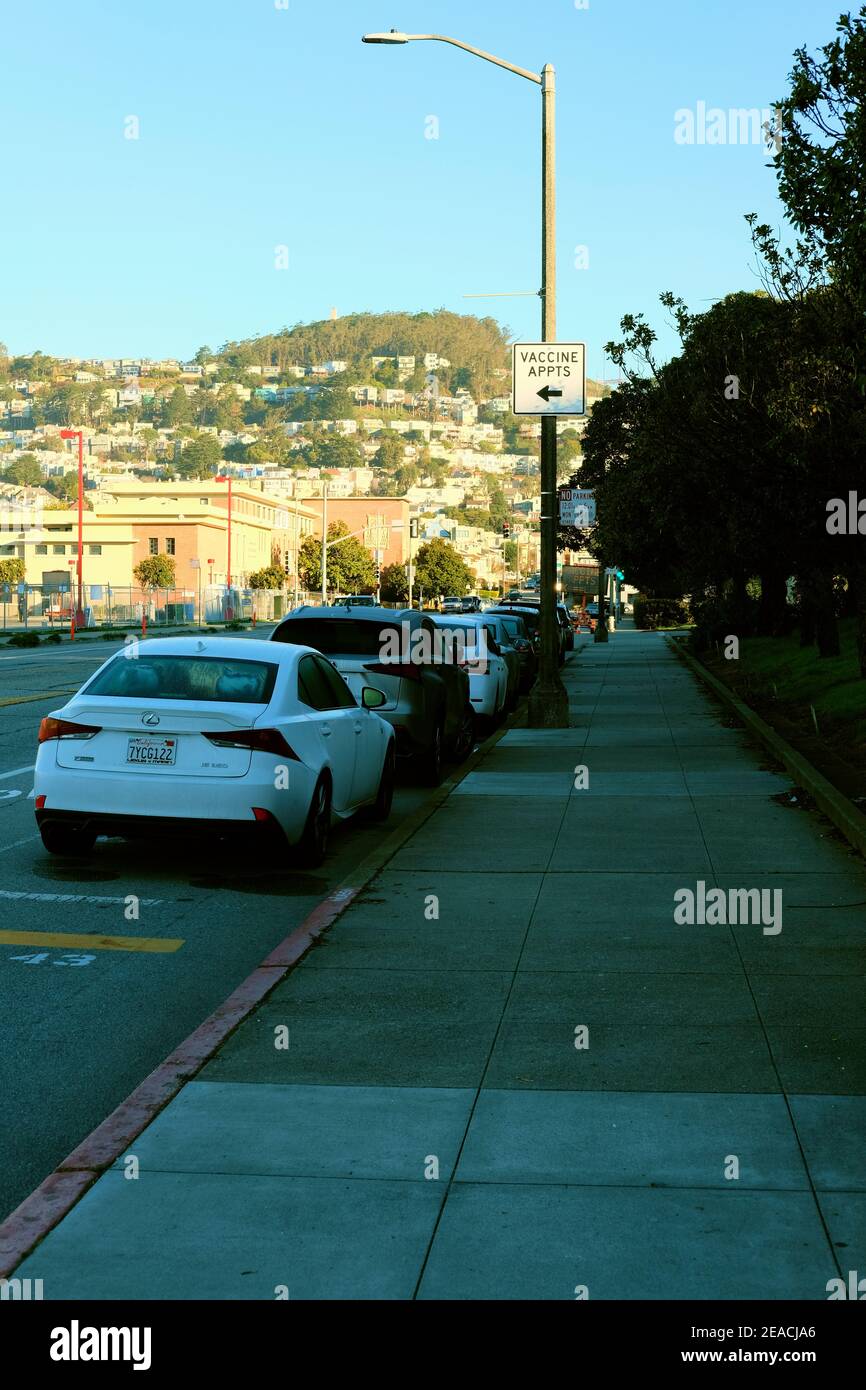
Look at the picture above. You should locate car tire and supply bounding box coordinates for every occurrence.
[418,719,444,786]
[295,774,331,868]
[451,705,475,762]
[40,823,96,857]
[365,744,395,822]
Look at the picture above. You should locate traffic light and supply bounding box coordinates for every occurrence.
[409,518,419,539]
[502,522,511,539]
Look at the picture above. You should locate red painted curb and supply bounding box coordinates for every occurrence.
[0,882,362,1278]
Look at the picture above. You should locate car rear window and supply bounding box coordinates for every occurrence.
[274,618,403,657]
[85,655,278,703]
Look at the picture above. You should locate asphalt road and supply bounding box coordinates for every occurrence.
[0,630,435,1222]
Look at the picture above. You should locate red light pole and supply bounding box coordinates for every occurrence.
[59,428,85,627]
[215,475,233,620]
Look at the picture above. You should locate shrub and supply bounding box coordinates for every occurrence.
[633,596,690,630]
[7,631,40,647]
[44,631,62,644]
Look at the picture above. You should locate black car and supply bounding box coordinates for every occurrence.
[488,601,572,663]
[270,606,474,784]
[489,612,538,692]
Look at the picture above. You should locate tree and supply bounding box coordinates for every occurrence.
[176,433,222,479]
[379,562,409,603]
[246,430,295,468]
[3,455,43,486]
[297,520,377,594]
[372,434,406,471]
[248,564,285,590]
[0,557,25,586]
[163,385,193,427]
[134,554,176,589]
[45,471,81,502]
[414,537,475,598]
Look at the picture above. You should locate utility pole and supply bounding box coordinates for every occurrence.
[527,62,569,725]
[321,480,328,606]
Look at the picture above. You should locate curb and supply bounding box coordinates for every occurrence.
[668,636,866,863]
[0,700,525,1277]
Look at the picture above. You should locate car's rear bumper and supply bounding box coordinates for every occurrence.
[35,806,281,842]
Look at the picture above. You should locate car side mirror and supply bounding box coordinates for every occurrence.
[362,686,387,709]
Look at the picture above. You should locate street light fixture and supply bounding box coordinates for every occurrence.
[361,28,569,725]
[59,428,85,628]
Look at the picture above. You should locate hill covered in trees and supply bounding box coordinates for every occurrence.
[216,310,511,398]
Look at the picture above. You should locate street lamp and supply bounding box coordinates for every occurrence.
[59,428,85,627]
[215,474,233,619]
[361,28,568,725]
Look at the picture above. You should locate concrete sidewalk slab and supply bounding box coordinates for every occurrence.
[416,1184,835,1301]
[110,1080,475,1181]
[789,1096,866,1189]
[456,1089,809,1188]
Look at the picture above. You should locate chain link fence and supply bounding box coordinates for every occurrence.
[0,583,302,632]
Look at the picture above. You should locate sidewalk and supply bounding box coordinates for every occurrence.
[10,629,866,1299]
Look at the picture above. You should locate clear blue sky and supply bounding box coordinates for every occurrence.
[1,0,844,377]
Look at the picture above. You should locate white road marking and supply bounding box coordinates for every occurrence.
[0,834,41,855]
[0,889,164,905]
[0,765,35,781]
[0,790,22,802]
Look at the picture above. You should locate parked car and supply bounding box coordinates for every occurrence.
[441,596,465,614]
[334,595,376,608]
[489,600,573,663]
[429,614,511,725]
[460,596,482,613]
[270,606,474,784]
[491,611,538,692]
[33,637,395,867]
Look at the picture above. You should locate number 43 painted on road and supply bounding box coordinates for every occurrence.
[8,952,96,967]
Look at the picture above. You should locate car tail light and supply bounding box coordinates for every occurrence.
[252,807,275,822]
[203,728,300,759]
[38,717,101,743]
[35,794,46,810]
[364,662,423,683]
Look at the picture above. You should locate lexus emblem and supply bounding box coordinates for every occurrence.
[141,713,160,727]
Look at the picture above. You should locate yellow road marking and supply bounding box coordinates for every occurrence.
[0,930,183,954]
[0,690,77,707]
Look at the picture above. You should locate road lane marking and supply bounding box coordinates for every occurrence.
[0,766,35,781]
[0,790,22,802]
[0,930,183,953]
[0,691,76,707]
[0,890,164,905]
[0,835,41,855]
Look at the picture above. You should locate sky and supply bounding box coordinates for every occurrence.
[0,0,845,378]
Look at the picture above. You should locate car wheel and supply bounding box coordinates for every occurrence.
[452,705,475,762]
[296,775,331,867]
[418,719,444,786]
[366,744,395,822]
[40,823,96,857]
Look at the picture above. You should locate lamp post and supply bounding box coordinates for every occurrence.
[321,479,329,606]
[215,474,233,619]
[361,29,568,725]
[59,428,85,627]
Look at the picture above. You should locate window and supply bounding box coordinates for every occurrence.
[85,655,278,704]
[0,545,13,556]
[148,537,158,555]
[35,544,48,556]
[89,544,102,556]
[53,544,65,555]
[166,537,176,556]
[314,655,356,708]
[200,497,209,505]
[297,654,355,711]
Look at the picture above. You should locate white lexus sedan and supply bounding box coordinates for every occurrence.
[34,636,395,866]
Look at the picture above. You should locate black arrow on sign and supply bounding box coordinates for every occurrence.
[537,385,563,402]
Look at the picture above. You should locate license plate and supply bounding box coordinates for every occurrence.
[126,736,177,766]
